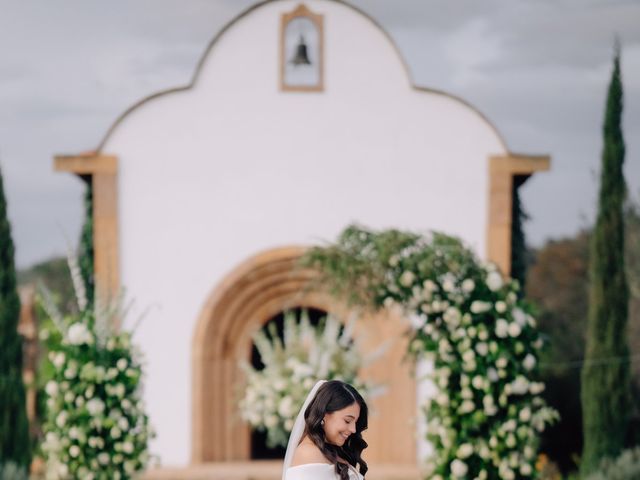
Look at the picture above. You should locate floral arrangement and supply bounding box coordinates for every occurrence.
[38,253,153,480]
[238,310,378,448]
[302,226,559,479]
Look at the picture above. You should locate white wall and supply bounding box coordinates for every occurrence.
[102,0,506,465]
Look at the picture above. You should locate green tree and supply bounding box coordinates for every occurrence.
[0,165,31,469]
[78,178,94,308]
[580,46,631,475]
[527,232,590,473]
[511,175,530,295]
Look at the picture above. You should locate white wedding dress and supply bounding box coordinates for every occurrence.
[282,381,365,480]
[285,463,364,480]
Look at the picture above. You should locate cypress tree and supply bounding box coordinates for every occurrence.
[511,175,529,295]
[78,178,94,308]
[580,45,631,475]
[0,165,31,469]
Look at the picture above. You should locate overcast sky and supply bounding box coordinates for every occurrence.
[1,0,639,269]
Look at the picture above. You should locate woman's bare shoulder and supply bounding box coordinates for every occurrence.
[290,440,330,467]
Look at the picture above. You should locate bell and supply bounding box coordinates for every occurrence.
[290,35,311,65]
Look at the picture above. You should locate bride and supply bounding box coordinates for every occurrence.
[282,380,369,480]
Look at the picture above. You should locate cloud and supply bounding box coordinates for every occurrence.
[0,0,639,267]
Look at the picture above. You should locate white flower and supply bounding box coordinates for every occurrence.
[478,445,491,460]
[273,379,287,392]
[495,301,507,313]
[57,464,69,478]
[483,396,497,416]
[461,388,473,399]
[508,322,522,337]
[505,433,517,448]
[450,459,468,477]
[529,382,545,395]
[470,301,491,314]
[278,396,294,418]
[495,319,509,338]
[114,383,126,398]
[436,393,449,406]
[86,398,105,416]
[94,367,106,382]
[56,411,67,428]
[457,443,473,459]
[511,376,530,395]
[45,380,58,397]
[519,407,532,422]
[500,464,515,480]
[512,307,527,326]
[461,279,475,293]
[443,307,461,326]
[520,463,532,476]
[44,431,60,451]
[67,322,92,345]
[399,271,416,287]
[442,275,456,293]
[462,350,475,364]
[122,441,134,454]
[523,354,536,370]
[486,271,503,291]
[264,415,278,428]
[475,342,488,356]
[524,446,535,459]
[438,339,451,354]
[458,400,475,414]
[98,453,110,465]
[118,417,129,431]
[69,445,80,458]
[117,358,128,371]
[487,368,499,382]
[52,352,66,369]
[423,279,437,292]
[472,376,485,390]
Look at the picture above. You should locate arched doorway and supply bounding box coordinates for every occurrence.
[191,246,417,466]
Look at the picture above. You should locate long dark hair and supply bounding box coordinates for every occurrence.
[303,380,368,479]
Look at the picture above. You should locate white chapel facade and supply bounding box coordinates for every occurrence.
[54,0,549,470]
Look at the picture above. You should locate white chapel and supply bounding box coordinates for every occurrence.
[54,0,549,476]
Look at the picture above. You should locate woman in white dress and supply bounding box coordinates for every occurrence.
[282,380,368,480]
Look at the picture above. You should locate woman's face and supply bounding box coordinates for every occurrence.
[323,402,360,447]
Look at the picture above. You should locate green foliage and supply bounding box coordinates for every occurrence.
[38,254,153,479]
[526,198,640,473]
[580,47,631,475]
[526,233,589,473]
[511,176,530,295]
[584,447,640,480]
[303,224,557,479]
[302,225,479,310]
[18,257,75,313]
[0,166,31,469]
[78,179,94,308]
[0,462,29,480]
